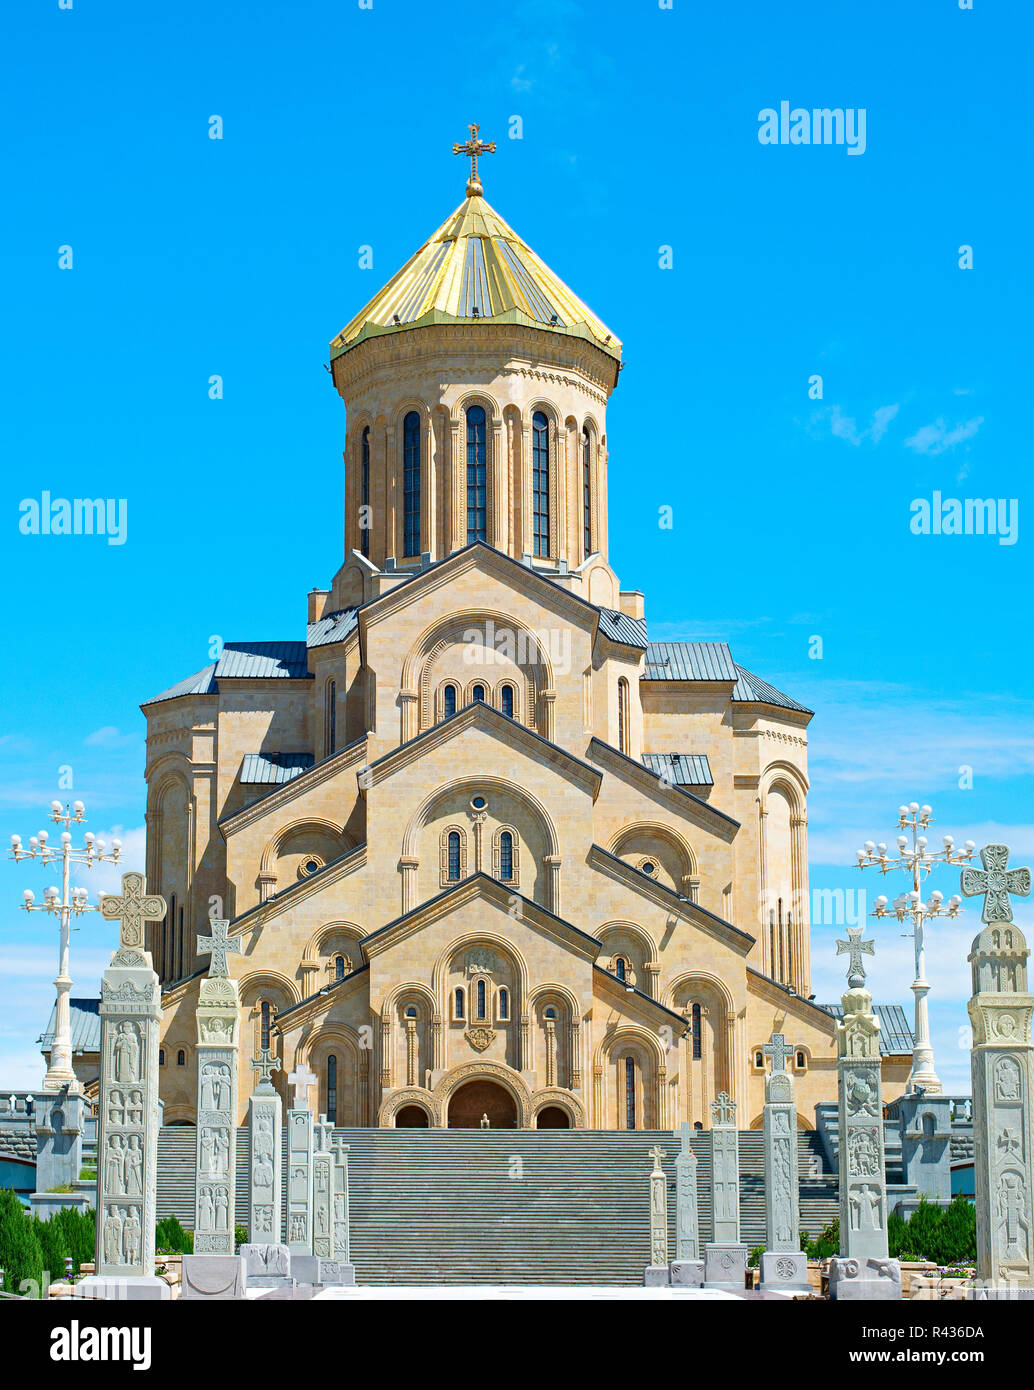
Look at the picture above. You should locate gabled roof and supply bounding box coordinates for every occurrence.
[819,1002,915,1056]
[732,665,812,715]
[274,963,371,1025]
[360,872,602,959]
[143,641,311,706]
[643,641,737,682]
[598,609,648,649]
[240,752,315,785]
[330,193,621,364]
[593,965,691,1028]
[588,738,738,832]
[641,752,713,788]
[308,608,360,649]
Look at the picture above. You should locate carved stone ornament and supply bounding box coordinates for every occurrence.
[465,950,496,977]
[465,1027,495,1052]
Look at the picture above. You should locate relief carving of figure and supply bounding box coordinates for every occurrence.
[113,1022,140,1083]
[848,1127,880,1177]
[996,1057,1022,1102]
[104,1134,126,1193]
[215,1187,229,1231]
[254,1155,274,1189]
[123,1134,143,1196]
[103,1206,123,1264]
[200,1063,229,1112]
[846,1070,879,1117]
[997,1171,1029,1255]
[122,1208,141,1264]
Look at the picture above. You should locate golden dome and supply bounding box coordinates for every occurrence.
[330,193,622,364]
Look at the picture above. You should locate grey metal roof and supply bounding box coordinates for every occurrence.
[215,641,309,679]
[597,608,648,648]
[641,752,714,787]
[40,997,101,1054]
[731,665,812,714]
[240,752,315,785]
[144,642,311,706]
[307,608,360,649]
[643,641,738,681]
[818,1003,915,1057]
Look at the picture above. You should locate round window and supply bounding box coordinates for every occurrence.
[471,796,487,810]
[641,860,656,876]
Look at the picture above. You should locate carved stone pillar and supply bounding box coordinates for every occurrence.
[399,690,419,742]
[431,1012,443,1070]
[571,1020,582,1090]
[545,1020,557,1088]
[399,856,419,914]
[593,1063,604,1127]
[406,1019,418,1087]
[544,853,562,916]
[380,1011,392,1088]
[540,690,557,743]
[644,962,661,1000]
[519,1013,530,1072]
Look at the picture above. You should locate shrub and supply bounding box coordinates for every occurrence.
[30,1215,67,1286]
[234,1224,248,1250]
[889,1197,976,1266]
[53,1205,96,1273]
[155,1215,193,1254]
[801,1218,839,1259]
[0,1190,44,1297]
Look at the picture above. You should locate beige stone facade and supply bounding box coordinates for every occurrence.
[142,183,910,1130]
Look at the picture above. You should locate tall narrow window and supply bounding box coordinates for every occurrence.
[326,679,337,756]
[327,1055,337,1125]
[403,410,421,557]
[582,426,592,558]
[498,987,509,1020]
[447,831,461,881]
[260,1001,272,1051]
[499,831,513,881]
[454,987,465,1020]
[532,411,550,557]
[476,979,487,1020]
[443,683,457,718]
[334,955,346,981]
[624,1056,636,1130]
[472,683,485,703]
[500,685,514,718]
[466,406,487,543]
[691,1003,701,1060]
[615,956,627,983]
[617,677,630,755]
[361,426,371,559]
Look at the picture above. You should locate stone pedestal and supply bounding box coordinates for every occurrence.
[703,1243,748,1290]
[759,1251,810,1293]
[291,1253,355,1287]
[828,1256,902,1301]
[241,1243,292,1290]
[95,873,167,1281]
[194,920,241,1254]
[32,1086,85,1212]
[180,1254,247,1299]
[73,1275,171,1301]
[670,1260,705,1288]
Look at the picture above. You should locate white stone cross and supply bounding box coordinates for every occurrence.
[711,1091,736,1126]
[962,843,1032,924]
[763,1033,793,1074]
[836,926,875,987]
[197,918,241,978]
[99,871,167,950]
[649,1145,666,1173]
[315,1114,334,1153]
[250,1048,281,1091]
[288,1063,318,1110]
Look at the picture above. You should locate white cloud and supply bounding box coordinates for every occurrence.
[905,416,984,455]
[71,824,148,896]
[828,403,899,446]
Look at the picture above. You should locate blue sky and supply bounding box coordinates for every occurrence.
[1,0,1030,1091]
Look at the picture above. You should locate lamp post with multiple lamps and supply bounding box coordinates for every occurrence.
[9,801,121,1094]
[855,801,974,1095]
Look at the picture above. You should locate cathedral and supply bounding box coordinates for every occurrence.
[140,131,909,1133]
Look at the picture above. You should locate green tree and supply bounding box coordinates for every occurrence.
[53,1205,96,1274]
[0,1190,44,1297]
[155,1214,193,1254]
[30,1215,67,1286]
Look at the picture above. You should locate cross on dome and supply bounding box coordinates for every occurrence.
[452,122,496,197]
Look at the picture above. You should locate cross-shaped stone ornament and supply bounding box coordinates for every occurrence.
[763,1032,794,1074]
[288,1063,317,1110]
[196,918,241,978]
[649,1144,666,1173]
[250,1048,281,1092]
[315,1115,334,1154]
[452,122,496,195]
[711,1091,736,1125]
[99,871,167,949]
[837,926,875,987]
[962,844,1032,924]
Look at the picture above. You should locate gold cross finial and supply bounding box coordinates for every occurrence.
[452,122,496,197]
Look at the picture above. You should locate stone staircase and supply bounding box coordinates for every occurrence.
[156,1126,842,1285]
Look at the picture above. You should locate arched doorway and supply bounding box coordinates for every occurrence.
[535,1106,570,1130]
[447,1079,518,1129]
[395,1105,430,1128]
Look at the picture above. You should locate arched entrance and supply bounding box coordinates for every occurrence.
[447,1079,518,1129]
[535,1106,570,1130]
[395,1105,430,1128]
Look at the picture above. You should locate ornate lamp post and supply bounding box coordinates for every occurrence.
[855,801,974,1094]
[10,801,121,1093]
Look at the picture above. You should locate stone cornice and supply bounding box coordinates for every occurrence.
[745,967,838,1031]
[219,737,368,837]
[232,843,368,934]
[274,964,371,1029]
[588,845,755,956]
[364,700,602,798]
[593,965,691,1029]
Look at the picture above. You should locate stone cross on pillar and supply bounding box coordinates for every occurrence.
[703,1091,747,1289]
[965,846,1034,1292]
[643,1145,669,1285]
[86,872,168,1298]
[312,1115,336,1259]
[760,1031,809,1292]
[829,935,902,1300]
[674,1122,700,1262]
[289,1063,317,1111]
[194,920,241,1255]
[286,1065,316,1256]
[331,1136,353,1269]
[249,1050,282,1244]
